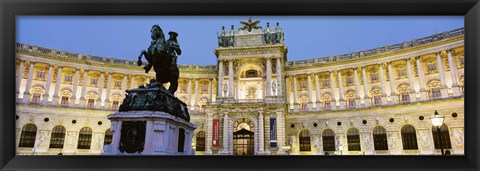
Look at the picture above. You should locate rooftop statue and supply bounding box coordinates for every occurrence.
[119,24,190,122]
[240,17,261,32]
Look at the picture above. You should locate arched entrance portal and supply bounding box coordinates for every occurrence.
[233,118,255,155]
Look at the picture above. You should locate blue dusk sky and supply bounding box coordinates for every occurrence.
[17,16,463,65]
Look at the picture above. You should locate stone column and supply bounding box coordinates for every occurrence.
[329,71,337,110]
[353,68,362,107]
[285,76,291,111]
[22,61,35,104]
[292,75,299,112]
[266,57,272,97]
[79,69,88,107]
[258,112,265,154]
[146,75,151,84]
[130,75,135,89]
[217,60,224,98]
[96,72,104,109]
[221,113,229,154]
[104,73,112,110]
[406,58,417,102]
[388,62,398,104]
[194,78,199,113]
[276,111,286,155]
[416,56,428,100]
[205,113,213,155]
[42,65,53,105]
[228,59,234,98]
[69,68,80,107]
[378,63,388,104]
[362,66,371,107]
[337,70,345,109]
[314,73,321,111]
[16,60,25,100]
[122,74,127,99]
[436,52,448,98]
[209,78,213,102]
[447,49,461,96]
[276,57,282,96]
[187,78,192,110]
[307,73,313,111]
[51,65,63,106]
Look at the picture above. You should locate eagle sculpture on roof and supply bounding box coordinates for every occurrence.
[240,17,262,32]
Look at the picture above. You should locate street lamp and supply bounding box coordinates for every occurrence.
[282,144,291,155]
[430,110,445,155]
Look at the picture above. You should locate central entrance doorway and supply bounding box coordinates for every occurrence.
[233,118,255,156]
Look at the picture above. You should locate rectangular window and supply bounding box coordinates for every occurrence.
[402,92,410,103]
[323,80,329,87]
[428,63,437,71]
[61,96,69,107]
[461,58,464,65]
[37,71,45,78]
[202,85,208,92]
[348,99,355,108]
[374,95,381,105]
[32,93,41,104]
[371,73,378,81]
[270,118,277,148]
[87,99,95,109]
[181,85,187,91]
[301,102,308,111]
[432,88,441,99]
[398,69,406,77]
[347,77,353,84]
[91,78,98,85]
[324,101,331,110]
[200,105,206,113]
[301,82,307,89]
[112,101,119,110]
[115,81,121,88]
[65,75,73,82]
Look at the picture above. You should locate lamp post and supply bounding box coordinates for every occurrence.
[282,143,291,155]
[430,110,445,155]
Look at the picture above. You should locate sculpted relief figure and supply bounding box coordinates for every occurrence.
[272,80,277,95]
[454,129,464,145]
[223,82,228,95]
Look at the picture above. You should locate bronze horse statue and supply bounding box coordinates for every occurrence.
[137,25,181,94]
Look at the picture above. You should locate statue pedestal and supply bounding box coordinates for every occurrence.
[103,82,196,155]
[104,111,197,155]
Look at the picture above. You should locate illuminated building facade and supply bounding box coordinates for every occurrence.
[15,21,464,155]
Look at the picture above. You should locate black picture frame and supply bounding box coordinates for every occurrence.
[1,0,479,171]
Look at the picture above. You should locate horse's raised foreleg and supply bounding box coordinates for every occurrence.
[138,50,153,73]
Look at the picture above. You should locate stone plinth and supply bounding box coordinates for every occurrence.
[104,111,197,155]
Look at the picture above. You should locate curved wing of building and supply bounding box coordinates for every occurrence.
[15,23,464,155]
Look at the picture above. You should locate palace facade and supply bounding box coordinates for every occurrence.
[15,21,465,155]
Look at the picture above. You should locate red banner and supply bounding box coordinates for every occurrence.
[212,119,219,147]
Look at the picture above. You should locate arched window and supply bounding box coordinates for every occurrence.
[347,128,361,151]
[401,124,418,150]
[299,130,311,151]
[322,129,335,151]
[77,127,92,149]
[432,124,452,149]
[49,125,66,148]
[373,126,388,150]
[104,129,113,145]
[196,131,206,151]
[19,124,37,147]
[246,69,258,78]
